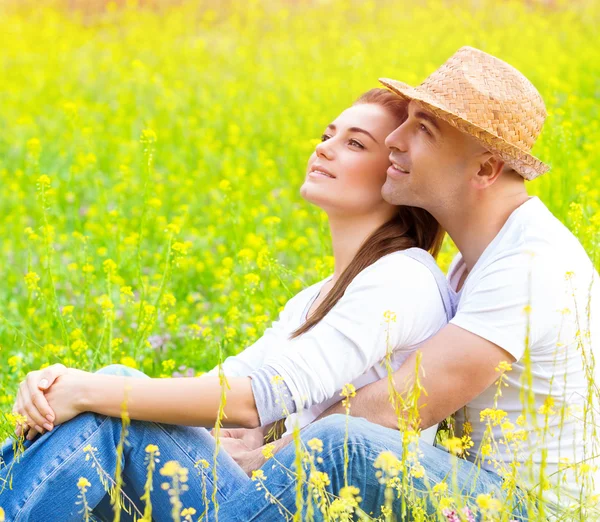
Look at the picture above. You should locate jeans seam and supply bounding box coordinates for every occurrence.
[15,414,112,522]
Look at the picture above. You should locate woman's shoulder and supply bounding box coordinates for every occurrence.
[352,249,441,288]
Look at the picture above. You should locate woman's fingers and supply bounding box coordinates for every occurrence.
[37,363,67,392]
[26,373,54,429]
[13,397,30,438]
[12,364,66,439]
[19,380,50,433]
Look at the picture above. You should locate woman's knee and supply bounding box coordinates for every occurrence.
[95,363,149,379]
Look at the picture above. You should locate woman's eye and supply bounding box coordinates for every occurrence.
[320,134,331,142]
[349,139,364,149]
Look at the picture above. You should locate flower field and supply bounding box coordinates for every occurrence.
[0,0,598,520]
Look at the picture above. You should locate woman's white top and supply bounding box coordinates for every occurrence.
[207,249,453,443]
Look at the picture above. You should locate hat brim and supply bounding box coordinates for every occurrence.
[379,78,549,180]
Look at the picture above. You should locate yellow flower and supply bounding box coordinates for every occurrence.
[309,470,330,489]
[181,507,197,517]
[103,258,117,275]
[263,216,281,227]
[140,128,157,145]
[476,493,502,512]
[0,506,4,522]
[77,477,91,489]
[374,451,402,480]
[262,443,275,460]
[160,460,187,477]
[120,356,138,369]
[307,437,323,453]
[496,360,512,372]
[270,374,284,385]
[172,241,192,256]
[251,469,266,481]
[383,310,397,323]
[145,444,159,453]
[340,383,356,399]
[480,408,508,426]
[432,481,448,495]
[37,174,51,187]
[61,305,74,316]
[411,463,425,478]
[24,271,40,291]
[195,459,209,469]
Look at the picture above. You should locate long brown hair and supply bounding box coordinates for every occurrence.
[290,88,445,339]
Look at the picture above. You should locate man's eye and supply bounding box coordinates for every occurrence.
[419,124,431,136]
[320,134,331,142]
[349,139,364,149]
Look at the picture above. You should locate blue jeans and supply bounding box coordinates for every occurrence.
[0,364,529,521]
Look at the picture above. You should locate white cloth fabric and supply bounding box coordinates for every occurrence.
[448,196,600,517]
[208,250,450,443]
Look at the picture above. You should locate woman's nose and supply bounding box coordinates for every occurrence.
[315,140,333,159]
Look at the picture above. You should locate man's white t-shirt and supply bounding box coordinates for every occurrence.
[448,197,599,517]
[208,250,450,443]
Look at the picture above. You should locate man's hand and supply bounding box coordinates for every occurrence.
[214,427,268,475]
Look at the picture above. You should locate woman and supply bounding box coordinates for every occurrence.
[0,88,453,521]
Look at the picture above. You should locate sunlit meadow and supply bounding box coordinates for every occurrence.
[0,0,599,520]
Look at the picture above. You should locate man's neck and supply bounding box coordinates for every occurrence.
[328,212,392,282]
[442,189,530,272]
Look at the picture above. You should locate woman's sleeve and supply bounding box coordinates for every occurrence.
[253,255,447,423]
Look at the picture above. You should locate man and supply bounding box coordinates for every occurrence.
[222,46,599,520]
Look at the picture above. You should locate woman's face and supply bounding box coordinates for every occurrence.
[301,103,401,218]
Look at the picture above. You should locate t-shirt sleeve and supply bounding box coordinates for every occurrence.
[260,255,447,414]
[449,251,564,362]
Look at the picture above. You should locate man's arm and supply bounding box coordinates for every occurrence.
[317,324,515,429]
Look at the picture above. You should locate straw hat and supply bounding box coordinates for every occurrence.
[379,46,549,180]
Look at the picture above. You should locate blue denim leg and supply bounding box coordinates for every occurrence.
[222,414,530,521]
[0,364,249,522]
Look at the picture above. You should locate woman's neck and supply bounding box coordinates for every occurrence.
[328,212,390,282]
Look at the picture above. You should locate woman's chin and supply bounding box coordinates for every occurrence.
[300,184,330,208]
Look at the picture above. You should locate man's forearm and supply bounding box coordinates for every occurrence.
[79,373,260,429]
[317,377,403,430]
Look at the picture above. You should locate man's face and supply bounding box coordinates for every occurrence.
[382,100,490,214]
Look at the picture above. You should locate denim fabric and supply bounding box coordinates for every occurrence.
[0,364,530,521]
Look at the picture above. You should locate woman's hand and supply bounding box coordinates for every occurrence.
[13,363,69,440]
[13,366,91,441]
[43,368,91,425]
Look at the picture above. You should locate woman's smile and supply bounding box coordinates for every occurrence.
[308,165,336,179]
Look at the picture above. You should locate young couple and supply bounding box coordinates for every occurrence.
[1,46,598,521]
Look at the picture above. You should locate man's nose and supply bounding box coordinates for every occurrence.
[385,121,409,152]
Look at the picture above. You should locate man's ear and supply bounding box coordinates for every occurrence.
[473,154,504,189]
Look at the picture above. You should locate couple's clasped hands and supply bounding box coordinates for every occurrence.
[11,363,92,441]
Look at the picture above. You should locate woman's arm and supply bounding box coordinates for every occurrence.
[79,373,260,429]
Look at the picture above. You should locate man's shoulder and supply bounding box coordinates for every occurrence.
[481,198,591,274]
